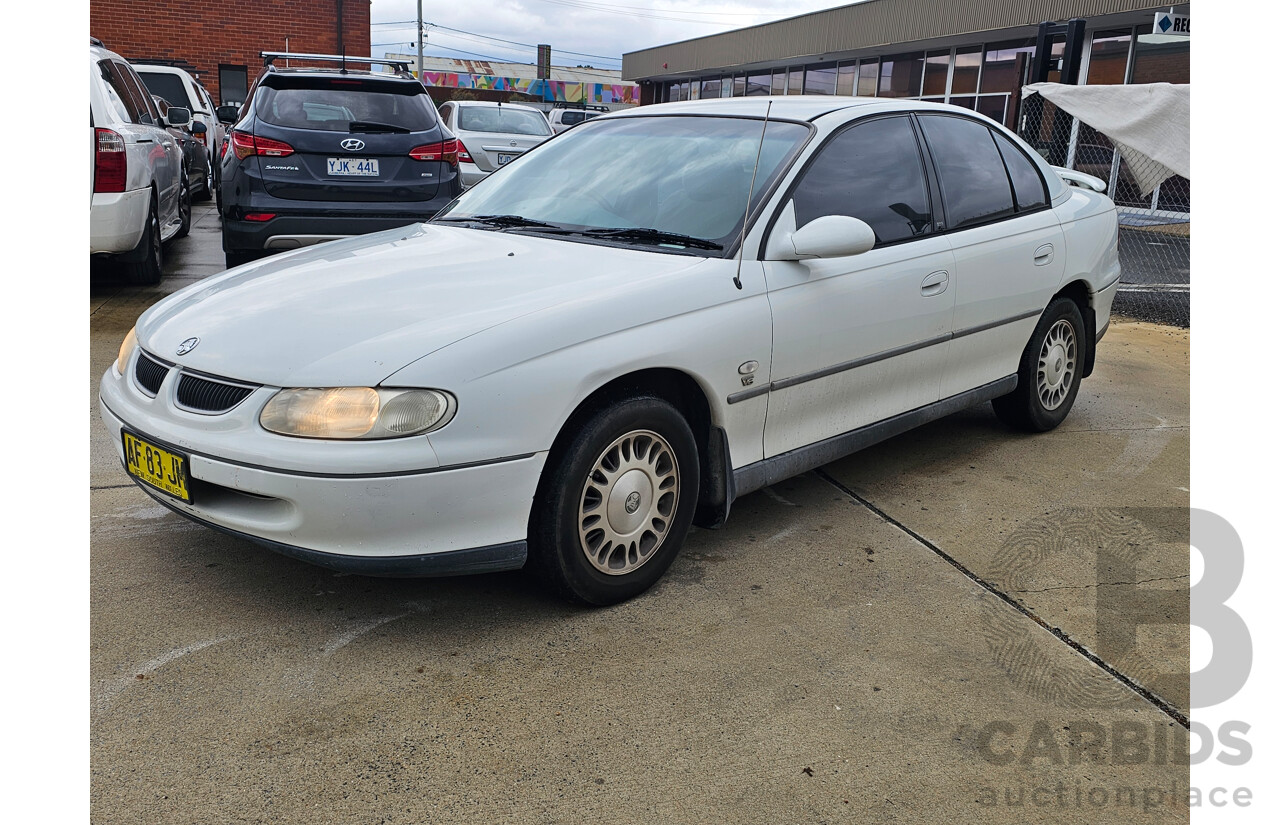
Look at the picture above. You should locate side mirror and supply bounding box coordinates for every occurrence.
[190,121,207,135]
[764,201,877,260]
[216,105,239,124]
[166,106,191,126]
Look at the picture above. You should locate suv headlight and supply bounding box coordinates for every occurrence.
[260,388,456,439]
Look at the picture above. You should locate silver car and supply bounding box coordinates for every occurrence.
[437,100,553,188]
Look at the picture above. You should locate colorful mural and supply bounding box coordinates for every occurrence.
[420,72,639,105]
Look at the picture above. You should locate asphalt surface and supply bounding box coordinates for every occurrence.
[91,203,1191,823]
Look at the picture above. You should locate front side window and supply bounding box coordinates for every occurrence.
[790,116,933,245]
[437,115,811,254]
[459,106,551,136]
[918,114,1016,229]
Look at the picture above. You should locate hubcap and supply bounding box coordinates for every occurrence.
[1036,319,1077,410]
[578,429,679,576]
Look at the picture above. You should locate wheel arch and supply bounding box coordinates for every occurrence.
[536,367,733,532]
[1052,278,1097,379]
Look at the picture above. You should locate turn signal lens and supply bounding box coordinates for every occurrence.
[260,388,455,439]
[116,327,138,375]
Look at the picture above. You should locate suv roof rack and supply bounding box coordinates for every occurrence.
[553,101,609,112]
[132,58,200,73]
[260,52,413,76]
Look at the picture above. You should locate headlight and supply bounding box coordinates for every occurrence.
[259,388,456,439]
[116,327,138,375]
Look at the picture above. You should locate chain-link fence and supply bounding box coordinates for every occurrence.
[1019,93,1189,327]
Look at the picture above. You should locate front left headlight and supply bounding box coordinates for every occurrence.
[260,387,456,439]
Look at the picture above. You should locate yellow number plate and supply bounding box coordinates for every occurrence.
[123,432,191,503]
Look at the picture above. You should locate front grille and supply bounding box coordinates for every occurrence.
[175,373,256,413]
[134,351,169,395]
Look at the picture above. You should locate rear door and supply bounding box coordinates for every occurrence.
[250,76,446,202]
[455,106,551,172]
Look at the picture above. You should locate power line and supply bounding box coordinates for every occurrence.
[369,20,625,62]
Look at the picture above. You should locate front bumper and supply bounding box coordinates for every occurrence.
[99,363,546,572]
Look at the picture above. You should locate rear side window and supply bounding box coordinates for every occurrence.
[991,130,1049,211]
[790,115,934,245]
[458,107,550,136]
[918,114,1016,229]
[561,111,585,126]
[137,71,193,109]
[100,60,151,124]
[256,79,437,132]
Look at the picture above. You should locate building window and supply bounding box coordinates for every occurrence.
[734,75,747,96]
[804,64,837,95]
[701,77,722,99]
[878,52,924,98]
[219,65,249,107]
[836,62,856,96]
[922,51,950,97]
[951,46,982,95]
[771,71,786,95]
[746,74,771,96]
[1087,30,1133,85]
[857,59,878,96]
[787,67,803,95]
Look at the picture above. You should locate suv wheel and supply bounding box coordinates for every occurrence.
[195,158,214,202]
[120,193,163,286]
[174,173,192,239]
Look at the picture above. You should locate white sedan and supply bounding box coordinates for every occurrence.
[99,96,1121,605]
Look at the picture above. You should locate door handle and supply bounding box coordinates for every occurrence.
[1034,243,1054,266]
[920,270,949,297]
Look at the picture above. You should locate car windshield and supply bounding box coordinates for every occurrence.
[458,106,551,136]
[137,71,192,110]
[256,79,437,132]
[436,115,810,252]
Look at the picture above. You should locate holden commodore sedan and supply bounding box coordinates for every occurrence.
[99,96,1121,605]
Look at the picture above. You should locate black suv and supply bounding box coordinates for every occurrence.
[219,54,462,267]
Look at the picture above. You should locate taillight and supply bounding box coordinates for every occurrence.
[409,138,458,165]
[94,128,127,193]
[231,130,294,160]
[456,141,474,164]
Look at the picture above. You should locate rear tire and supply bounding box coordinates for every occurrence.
[528,396,700,605]
[120,193,163,286]
[195,158,213,202]
[174,173,192,239]
[992,297,1086,432]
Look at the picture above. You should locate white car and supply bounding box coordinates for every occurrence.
[133,63,225,200]
[437,100,553,188]
[91,39,187,284]
[547,105,606,134]
[99,96,1121,605]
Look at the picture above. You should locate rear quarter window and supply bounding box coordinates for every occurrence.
[918,114,1017,229]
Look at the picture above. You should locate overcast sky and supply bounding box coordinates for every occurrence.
[368,0,859,71]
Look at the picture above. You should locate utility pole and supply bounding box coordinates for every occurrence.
[416,0,424,81]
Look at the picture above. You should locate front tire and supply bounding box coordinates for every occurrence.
[529,396,700,605]
[174,172,192,239]
[992,297,1086,432]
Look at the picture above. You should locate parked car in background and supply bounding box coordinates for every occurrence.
[90,38,185,285]
[100,96,1121,605]
[437,100,552,188]
[134,62,224,200]
[218,53,462,267]
[153,95,207,213]
[547,103,608,134]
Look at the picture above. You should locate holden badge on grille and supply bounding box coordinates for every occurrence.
[176,337,200,356]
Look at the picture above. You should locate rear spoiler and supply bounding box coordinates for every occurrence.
[1053,166,1107,192]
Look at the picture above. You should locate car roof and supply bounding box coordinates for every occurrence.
[133,64,194,79]
[608,95,988,122]
[264,67,417,82]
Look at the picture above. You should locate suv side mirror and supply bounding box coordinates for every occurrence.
[216,105,239,124]
[166,106,191,127]
[190,121,207,135]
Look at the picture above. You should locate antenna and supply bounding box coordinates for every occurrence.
[733,100,772,290]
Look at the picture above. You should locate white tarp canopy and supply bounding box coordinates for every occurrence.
[1022,82,1190,195]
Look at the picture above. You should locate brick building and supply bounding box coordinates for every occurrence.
[90,0,371,106]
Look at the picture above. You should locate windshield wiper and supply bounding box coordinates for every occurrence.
[580,227,723,250]
[435,214,565,230]
[347,121,411,134]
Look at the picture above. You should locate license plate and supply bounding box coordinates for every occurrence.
[327,157,380,176]
[123,431,191,503]
[496,153,516,165]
